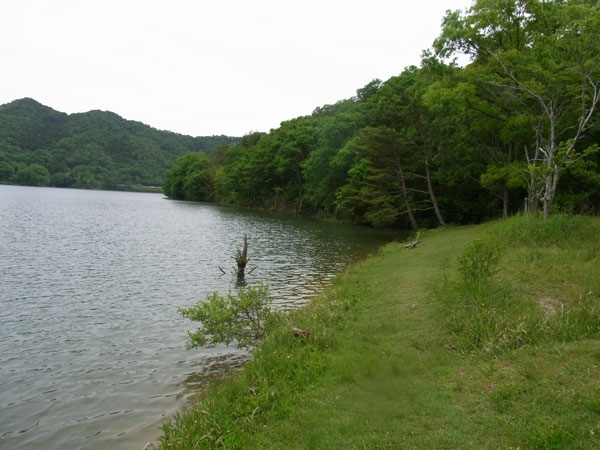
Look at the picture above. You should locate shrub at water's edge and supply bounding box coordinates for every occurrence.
[178,283,277,351]
[161,260,367,448]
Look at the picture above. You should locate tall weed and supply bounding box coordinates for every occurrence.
[458,239,502,285]
[549,291,600,342]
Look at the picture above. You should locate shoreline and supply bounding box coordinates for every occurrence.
[156,215,600,448]
[141,236,395,449]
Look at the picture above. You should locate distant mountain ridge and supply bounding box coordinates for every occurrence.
[0,98,240,190]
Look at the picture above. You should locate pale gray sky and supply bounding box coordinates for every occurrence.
[1,0,472,137]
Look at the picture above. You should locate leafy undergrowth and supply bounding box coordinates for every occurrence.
[159,215,600,449]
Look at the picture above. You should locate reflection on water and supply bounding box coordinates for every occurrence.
[0,185,398,450]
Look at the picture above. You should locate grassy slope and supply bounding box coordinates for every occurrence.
[160,216,600,449]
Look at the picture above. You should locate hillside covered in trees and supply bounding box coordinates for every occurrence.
[165,0,600,228]
[0,98,239,190]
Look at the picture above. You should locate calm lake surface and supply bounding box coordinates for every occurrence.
[0,185,398,450]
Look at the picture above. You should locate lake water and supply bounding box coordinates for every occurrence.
[0,185,397,450]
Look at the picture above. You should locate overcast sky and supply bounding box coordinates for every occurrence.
[1,0,473,137]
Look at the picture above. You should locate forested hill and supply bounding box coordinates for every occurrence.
[0,98,239,190]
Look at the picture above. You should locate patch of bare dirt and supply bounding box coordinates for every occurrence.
[538,296,563,318]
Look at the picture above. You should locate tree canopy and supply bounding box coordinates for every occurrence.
[163,152,213,201]
[435,0,600,217]
[166,0,597,227]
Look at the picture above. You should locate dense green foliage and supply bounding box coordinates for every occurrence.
[178,283,276,350]
[163,152,213,201]
[164,0,599,228]
[0,98,239,190]
[435,0,600,219]
[159,215,600,449]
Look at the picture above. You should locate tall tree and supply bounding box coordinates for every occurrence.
[371,66,449,226]
[336,127,420,228]
[271,118,318,214]
[302,99,367,213]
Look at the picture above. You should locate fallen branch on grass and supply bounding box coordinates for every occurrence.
[292,327,309,338]
[404,231,421,249]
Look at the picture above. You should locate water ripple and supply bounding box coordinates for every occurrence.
[0,185,396,450]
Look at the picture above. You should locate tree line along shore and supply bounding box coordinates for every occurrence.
[164,0,600,228]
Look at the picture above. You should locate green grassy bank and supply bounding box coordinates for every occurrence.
[159,215,600,449]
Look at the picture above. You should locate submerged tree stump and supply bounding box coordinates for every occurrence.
[234,234,250,278]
